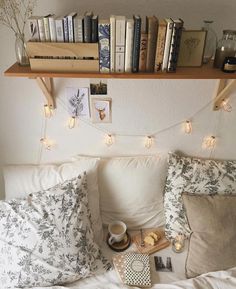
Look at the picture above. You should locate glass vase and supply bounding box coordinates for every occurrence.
[202,20,217,64]
[15,33,29,66]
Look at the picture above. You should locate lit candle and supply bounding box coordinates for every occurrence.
[172,233,185,253]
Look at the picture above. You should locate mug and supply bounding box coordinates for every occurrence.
[108,221,127,245]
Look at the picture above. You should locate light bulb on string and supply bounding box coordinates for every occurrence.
[221,99,232,112]
[145,136,154,149]
[40,138,53,150]
[202,136,216,149]
[68,116,76,129]
[184,120,192,134]
[44,104,53,118]
[105,134,114,147]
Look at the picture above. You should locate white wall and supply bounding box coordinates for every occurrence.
[0,0,236,199]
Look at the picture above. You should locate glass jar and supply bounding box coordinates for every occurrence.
[15,33,29,66]
[202,20,217,64]
[214,30,236,68]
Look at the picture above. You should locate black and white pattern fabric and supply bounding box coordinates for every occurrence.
[0,173,110,288]
[124,253,151,287]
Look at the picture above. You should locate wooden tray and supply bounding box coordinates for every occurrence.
[132,229,170,255]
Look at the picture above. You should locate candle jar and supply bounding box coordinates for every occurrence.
[172,233,185,253]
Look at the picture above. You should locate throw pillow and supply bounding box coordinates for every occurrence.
[164,153,236,239]
[0,173,110,288]
[183,193,236,278]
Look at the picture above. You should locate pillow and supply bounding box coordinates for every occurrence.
[0,174,110,288]
[97,155,167,229]
[183,194,236,278]
[164,153,236,239]
[3,157,103,245]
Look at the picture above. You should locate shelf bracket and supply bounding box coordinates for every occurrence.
[36,77,55,109]
[213,79,236,110]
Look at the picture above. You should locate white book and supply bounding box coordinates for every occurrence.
[125,18,134,72]
[74,15,84,42]
[43,14,51,42]
[28,16,40,41]
[48,15,57,42]
[162,18,174,71]
[115,16,126,73]
[37,17,46,42]
[110,15,116,73]
[67,12,77,43]
[55,16,64,42]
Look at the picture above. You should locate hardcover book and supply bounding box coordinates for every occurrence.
[98,20,110,73]
[167,19,184,72]
[125,18,134,72]
[132,15,142,73]
[67,12,77,43]
[28,16,40,41]
[84,11,93,43]
[92,15,99,43]
[139,32,148,72]
[154,19,167,72]
[162,18,174,71]
[146,16,158,72]
[43,14,52,42]
[74,15,84,43]
[55,16,64,42]
[37,17,46,42]
[115,16,126,73]
[63,15,69,42]
[48,15,57,42]
[110,15,116,73]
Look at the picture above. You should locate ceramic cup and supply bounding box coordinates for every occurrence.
[108,221,127,245]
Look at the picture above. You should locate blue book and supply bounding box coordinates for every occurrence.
[63,15,69,42]
[98,20,110,73]
[132,15,142,73]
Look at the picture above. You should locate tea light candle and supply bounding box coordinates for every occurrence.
[172,233,185,253]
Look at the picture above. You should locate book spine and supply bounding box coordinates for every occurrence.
[28,18,40,41]
[63,16,69,42]
[68,15,75,42]
[146,17,158,72]
[115,17,126,73]
[162,19,173,71]
[167,20,184,72]
[74,17,84,43]
[49,17,57,42]
[84,15,92,43]
[55,18,64,42]
[132,16,141,73]
[92,16,98,43]
[110,15,116,73]
[125,19,134,73]
[43,16,51,42]
[154,21,167,72]
[37,18,46,42]
[139,32,148,72]
[98,22,110,73]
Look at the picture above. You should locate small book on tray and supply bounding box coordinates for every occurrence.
[113,252,151,287]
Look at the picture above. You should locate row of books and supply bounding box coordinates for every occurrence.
[28,14,184,73]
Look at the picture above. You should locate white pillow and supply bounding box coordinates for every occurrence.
[0,174,110,288]
[3,157,103,245]
[98,155,167,229]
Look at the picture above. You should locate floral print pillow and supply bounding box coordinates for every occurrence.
[0,173,110,288]
[164,153,236,240]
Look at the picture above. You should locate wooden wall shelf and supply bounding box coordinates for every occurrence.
[4,62,236,79]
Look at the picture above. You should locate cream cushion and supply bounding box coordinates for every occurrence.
[98,155,167,229]
[3,157,103,245]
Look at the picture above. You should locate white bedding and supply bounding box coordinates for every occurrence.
[23,236,236,289]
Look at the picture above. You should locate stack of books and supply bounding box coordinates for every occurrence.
[28,13,184,74]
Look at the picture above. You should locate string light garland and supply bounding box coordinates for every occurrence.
[221,99,232,112]
[145,136,154,148]
[184,120,192,134]
[68,116,76,129]
[202,136,216,149]
[40,137,53,150]
[105,134,114,146]
[44,104,53,118]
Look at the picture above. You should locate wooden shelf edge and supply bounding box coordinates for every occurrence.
[4,62,236,80]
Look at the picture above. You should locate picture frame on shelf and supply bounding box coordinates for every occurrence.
[177,30,207,67]
[90,97,112,123]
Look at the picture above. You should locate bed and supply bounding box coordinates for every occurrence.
[1,153,236,289]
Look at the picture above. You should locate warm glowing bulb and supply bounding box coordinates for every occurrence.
[105,134,114,146]
[202,136,216,149]
[221,99,232,112]
[40,138,52,150]
[68,116,76,129]
[145,136,154,149]
[184,120,192,134]
[44,104,53,118]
